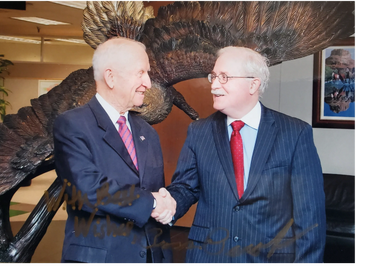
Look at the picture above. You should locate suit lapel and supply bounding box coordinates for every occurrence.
[88,96,139,175]
[241,104,277,202]
[212,112,239,200]
[129,112,148,182]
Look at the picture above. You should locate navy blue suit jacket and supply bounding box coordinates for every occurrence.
[168,104,326,263]
[53,96,172,263]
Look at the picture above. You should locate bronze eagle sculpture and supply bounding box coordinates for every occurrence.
[0,1,354,262]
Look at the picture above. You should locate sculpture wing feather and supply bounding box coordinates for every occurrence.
[0,68,95,196]
[82,1,154,49]
[138,1,354,123]
[143,1,354,83]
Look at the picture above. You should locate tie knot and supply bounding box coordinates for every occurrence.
[117,116,127,125]
[231,120,245,131]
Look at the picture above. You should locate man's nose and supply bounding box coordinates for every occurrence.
[144,74,152,89]
[211,76,221,89]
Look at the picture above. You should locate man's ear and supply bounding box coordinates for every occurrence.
[104,68,114,89]
[249,78,261,95]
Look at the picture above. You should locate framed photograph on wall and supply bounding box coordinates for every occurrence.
[312,37,354,129]
[38,80,61,96]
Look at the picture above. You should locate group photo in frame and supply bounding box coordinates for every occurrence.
[312,37,355,129]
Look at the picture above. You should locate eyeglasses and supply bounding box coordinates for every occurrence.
[207,73,255,84]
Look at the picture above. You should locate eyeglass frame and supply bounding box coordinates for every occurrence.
[207,73,255,84]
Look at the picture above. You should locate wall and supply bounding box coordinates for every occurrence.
[0,43,355,227]
[3,62,92,114]
[0,41,94,64]
[262,56,355,176]
[1,41,94,115]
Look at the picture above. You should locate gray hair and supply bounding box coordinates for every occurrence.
[217,47,270,95]
[92,37,146,82]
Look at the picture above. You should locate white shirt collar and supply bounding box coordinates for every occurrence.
[227,102,261,130]
[95,93,129,126]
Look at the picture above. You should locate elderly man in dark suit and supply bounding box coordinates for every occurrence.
[167,46,326,263]
[53,37,175,263]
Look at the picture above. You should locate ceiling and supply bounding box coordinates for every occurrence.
[0,1,173,45]
[0,1,87,40]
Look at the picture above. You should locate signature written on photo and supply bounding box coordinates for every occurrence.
[43,179,318,258]
[44,178,140,213]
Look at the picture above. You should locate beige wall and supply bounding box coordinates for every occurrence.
[5,78,38,114]
[3,62,92,115]
[0,41,94,64]
[1,41,93,115]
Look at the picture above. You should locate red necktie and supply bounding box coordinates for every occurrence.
[117,116,138,170]
[230,120,245,198]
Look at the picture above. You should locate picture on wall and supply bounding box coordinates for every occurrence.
[38,80,61,97]
[312,37,354,129]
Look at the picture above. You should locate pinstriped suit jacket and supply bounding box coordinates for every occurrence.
[168,104,326,263]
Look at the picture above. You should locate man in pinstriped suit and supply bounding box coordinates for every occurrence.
[166,46,326,263]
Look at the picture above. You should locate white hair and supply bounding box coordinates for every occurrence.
[92,37,146,82]
[217,46,270,95]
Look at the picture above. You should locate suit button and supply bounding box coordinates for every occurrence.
[139,251,146,258]
[234,206,240,212]
[233,236,239,242]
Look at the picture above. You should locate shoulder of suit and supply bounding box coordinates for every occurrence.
[264,106,310,129]
[190,111,222,126]
[54,103,91,125]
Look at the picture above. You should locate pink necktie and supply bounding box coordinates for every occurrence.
[117,116,138,170]
[230,120,245,198]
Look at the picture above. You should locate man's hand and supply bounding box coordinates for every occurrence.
[151,188,176,225]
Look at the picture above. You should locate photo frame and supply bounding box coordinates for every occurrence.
[38,80,61,96]
[312,37,355,129]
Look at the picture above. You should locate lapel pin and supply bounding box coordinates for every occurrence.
[140,136,145,141]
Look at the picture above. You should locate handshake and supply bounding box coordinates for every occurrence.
[151,188,176,225]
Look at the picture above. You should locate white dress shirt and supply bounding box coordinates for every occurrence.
[95,93,132,132]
